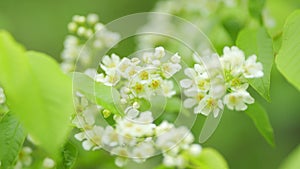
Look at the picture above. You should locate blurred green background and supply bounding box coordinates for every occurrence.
[0,0,299,169]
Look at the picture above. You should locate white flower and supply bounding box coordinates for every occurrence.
[181,64,210,92]
[42,157,55,168]
[221,46,245,76]
[161,62,182,78]
[95,70,121,86]
[81,126,104,151]
[243,55,264,78]
[156,126,194,154]
[14,147,32,169]
[154,46,165,59]
[116,111,156,138]
[131,142,155,163]
[87,13,99,25]
[183,87,206,109]
[61,14,120,72]
[72,15,85,23]
[67,22,77,32]
[188,144,202,156]
[194,96,223,117]
[102,126,119,147]
[223,90,254,111]
[155,121,174,136]
[161,80,176,98]
[100,54,121,71]
[111,146,130,157]
[114,157,128,167]
[170,53,181,63]
[0,87,5,104]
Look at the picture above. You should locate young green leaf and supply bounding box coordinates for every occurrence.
[188,148,229,169]
[248,0,266,23]
[245,102,275,146]
[71,72,123,116]
[276,10,300,92]
[57,142,78,169]
[0,31,74,157]
[279,145,300,169]
[0,113,26,168]
[236,27,274,102]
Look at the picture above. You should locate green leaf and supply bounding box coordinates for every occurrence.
[248,0,266,23]
[0,113,26,168]
[0,31,74,157]
[236,27,274,102]
[279,145,300,169]
[57,142,78,169]
[276,10,300,91]
[189,148,229,169]
[154,165,174,169]
[71,72,123,116]
[245,102,275,146]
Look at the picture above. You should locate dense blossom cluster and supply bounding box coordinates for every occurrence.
[61,14,120,72]
[138,0,275,57]
[64,11,265,168]
[96,47,181,100]
[181,46,263,117]
[12,141,55,169]
[137,0,240,52]
[72,47,203,168]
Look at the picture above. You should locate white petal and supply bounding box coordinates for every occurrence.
[235,102,247,111]
[74,132,86,141]
[183,98,197,108]
[102,55,111,66]
[82,140,94,150]
[180,79,193,88]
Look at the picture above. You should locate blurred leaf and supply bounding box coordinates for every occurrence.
[188,148,229,169]
[0,113,26,168]
[248,0,265,23]
[164,97,181,113]
[137,98,151,112]
[245,102,274,146]
[57,142,78,169]
[276,10,300,92]
[199,110,223,143]
[279,145,300,169]
[154,165,174,169]
[236,27,274,101]
[0,30,73,157]
[71,72,123,116]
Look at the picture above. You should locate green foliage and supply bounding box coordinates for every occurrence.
[188,148,229,169]
[236,27,274,101]
[276,10,300,91]
[0,31,74,157]
[279,145,300,169]
[57,142,78,169]
[245,102,274,146]
[0,113,26,168]
[248,0,266,23]
[71,72,123,116]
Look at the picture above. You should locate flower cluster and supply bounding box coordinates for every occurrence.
[13,147,32,169]
[71,47,203,168]
[137,0,239,53]
[12,139,56,169]
[156,121,202,168]
[95,46,181,101]
[181,46,263,117]
[72,104,202,168]
[61,14,120,72]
